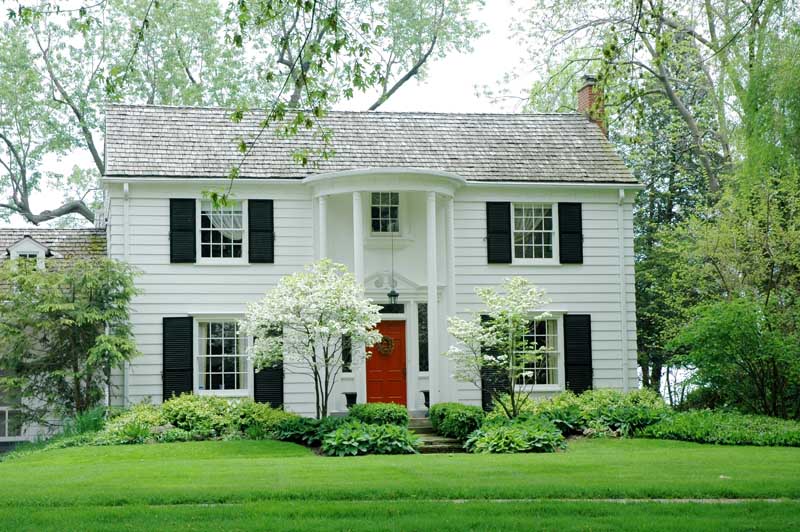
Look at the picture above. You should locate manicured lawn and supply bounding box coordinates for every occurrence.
[2,438,799,530]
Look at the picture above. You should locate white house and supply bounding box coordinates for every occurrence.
[97,80,640,417]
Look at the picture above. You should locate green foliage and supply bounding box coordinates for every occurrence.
[346,402,409,426]
[94,404,167,445]
[489,389,668,438]
[465,417,566,454]
[233,400,299,438]
[157,428,195,443]
[428,402,485,441]
[321,421,420,456]
[160,394,238,438]
[0,257,139,423]
[62,407,107,437]
[273,415,349,446]
[641,410,800,447]
[669,298,800,418]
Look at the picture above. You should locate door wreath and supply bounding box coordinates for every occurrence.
[377,335,395,356]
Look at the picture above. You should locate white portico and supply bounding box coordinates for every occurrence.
[307,168,465,411]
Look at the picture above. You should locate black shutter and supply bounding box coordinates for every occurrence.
[170,199,196,263]
[254,364,284,407]
[558,203,583,264]
[486,202,512,264]
[249,200,274,263]
[480,314,510,411]
[162,317,193,401]
[564,314,593,393]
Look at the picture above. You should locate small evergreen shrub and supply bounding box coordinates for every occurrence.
[321,421,420,456]
[428,403,484,440]
[640,410,800,446]
[94,403,167,445]
[233,400,299,437]
[161,394,236,438]
[465,417,565,454]
[346,402,409,426]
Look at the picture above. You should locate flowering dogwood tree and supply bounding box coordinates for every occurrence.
[446,277,551,418]
[241,260,382,418]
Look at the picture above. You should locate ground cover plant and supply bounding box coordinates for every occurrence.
[640,410,800,447]
[1,438,799,531]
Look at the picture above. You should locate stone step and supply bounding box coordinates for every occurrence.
[409,426,437,435]
[408,417,432,428]
[419,443,464,454]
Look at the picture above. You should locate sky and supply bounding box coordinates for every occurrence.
[7,0,534,228]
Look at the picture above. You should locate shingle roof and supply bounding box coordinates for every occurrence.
[104,105,637,184]
[0,229,106,261]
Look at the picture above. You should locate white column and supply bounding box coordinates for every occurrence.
[318,195,328,259]
[352,192,364,282]
[426,191,439,404]
[352,191,367,404]
[443,196,457,402]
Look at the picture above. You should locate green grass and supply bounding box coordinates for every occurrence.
[2,438,799,530]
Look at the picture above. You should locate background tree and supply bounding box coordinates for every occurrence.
[241,260,382,419]
[446,278,551,419]
[2,0,484,226]
[0,257,139,424]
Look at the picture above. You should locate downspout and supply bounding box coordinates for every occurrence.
[122,182,130,407]
[617,188,630,392]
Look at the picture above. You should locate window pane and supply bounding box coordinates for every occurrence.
[371,192,400,233]
[511,203,555,262]
[200,201,244,259]
[418,303,429,372]
[198,321,247,392]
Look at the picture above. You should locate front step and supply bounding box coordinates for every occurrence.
[408,419,465,453]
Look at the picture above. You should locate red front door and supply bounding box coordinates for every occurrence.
[366,320,407,405]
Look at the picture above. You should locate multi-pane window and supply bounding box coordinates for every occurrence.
[371,192,400,233]
[342,334,352,373]
[198,321,248,392]
[200,200,244,258]
[519,319,559,386]
[417,303,429,372]
[0,407,21,439]
[513,203,554,260]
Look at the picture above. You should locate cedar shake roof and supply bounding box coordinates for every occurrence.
[104,105,637,184]
[0,229,106,261]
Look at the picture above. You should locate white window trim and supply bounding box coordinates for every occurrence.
[193,316,253,399]
[514,314,566,392]
[510,202,559,266]
[195,199,250,265]
[366,191,410,238]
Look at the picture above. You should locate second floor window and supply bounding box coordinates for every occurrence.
[371,192,399,233]
[200,200,244,259]
[513,203,554,260]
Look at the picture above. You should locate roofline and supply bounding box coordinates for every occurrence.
[301,167,468,187]
[102,175,641,188]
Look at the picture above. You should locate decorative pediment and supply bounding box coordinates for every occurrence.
[363,271,442,301]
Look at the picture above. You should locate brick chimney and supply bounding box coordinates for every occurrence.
[578,75,606,136]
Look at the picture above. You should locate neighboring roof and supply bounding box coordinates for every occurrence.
[104,105,637,184]
[0,229,106,261]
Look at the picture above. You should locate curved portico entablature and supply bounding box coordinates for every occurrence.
[302,167,467,198]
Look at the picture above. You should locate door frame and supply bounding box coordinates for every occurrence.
[366,319,408,406]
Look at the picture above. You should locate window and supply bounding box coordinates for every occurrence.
[342,335,352,373]
[371,192,399,233]
[200,200,244,259]
[519,319,559,386]
[0,407,22,439]
[198,321,248,393]
[513,203,554,260]
[417,303,428,372]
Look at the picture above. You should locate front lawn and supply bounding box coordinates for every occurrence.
[2,438,799,530]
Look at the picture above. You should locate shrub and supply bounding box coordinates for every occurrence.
[161,394,236,438]
[428,403,485,441]
[489,389,668,437]
[465,418,566,454]
[157,428,194,443]
[233,400,299,437]
[346,403,409,426]
[321,421,420,456]
[62,407,107,436]
[95,403,167,445]
[273,415,350,446]
[640,410,800,446]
